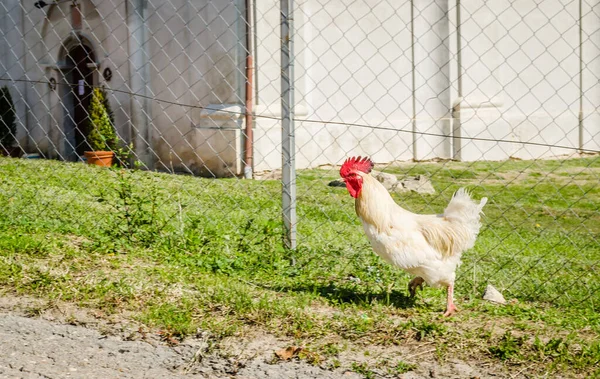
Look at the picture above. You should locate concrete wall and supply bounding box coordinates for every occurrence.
[1,0,131,159]
[453,0,593,161]
[582,0,600,153]
[0,0,28,150]
[1,0,599,175]
[146,0,246,176]
[451,0,514,161]
[1,0,246,176]
[253,0,453,172]
[254,0,599,170]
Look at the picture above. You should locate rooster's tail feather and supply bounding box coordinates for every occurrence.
[418,189,487,257]
[445,188,487,219]
[443,188,487,247]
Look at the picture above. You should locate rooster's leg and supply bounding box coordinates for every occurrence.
[408,277,425,298]
[443,284,458,317]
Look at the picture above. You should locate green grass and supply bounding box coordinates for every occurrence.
[0,156,599,377]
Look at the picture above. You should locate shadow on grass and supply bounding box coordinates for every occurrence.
[279,282,417,309]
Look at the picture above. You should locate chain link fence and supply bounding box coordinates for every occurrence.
[0,0,599,310]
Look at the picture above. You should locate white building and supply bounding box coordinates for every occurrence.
[1,0,599,176]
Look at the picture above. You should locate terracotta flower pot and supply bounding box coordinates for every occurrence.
[84,151,114,167]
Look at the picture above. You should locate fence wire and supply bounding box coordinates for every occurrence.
[0,0,599,311]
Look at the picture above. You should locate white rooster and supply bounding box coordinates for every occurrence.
[340,156,487,316]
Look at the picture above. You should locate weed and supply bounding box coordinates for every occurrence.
[390,360,417,374]
[319,341,345,357]
[96,170,164,251]
[298,348,322,365]
[534,337,570,360]
[143,302,195,339]
[488,331,525,361]
[410,319,447,341]
[351,362,375,379]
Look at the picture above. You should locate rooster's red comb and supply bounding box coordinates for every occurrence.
[340,156,374,178]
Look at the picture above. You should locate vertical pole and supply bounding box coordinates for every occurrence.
[578,0,584,153]
[456,0,463,99]
[281,0,296,250]
[410,0,417,160]
[127,0,152,169]
[244,0,254,179]
[453,0,463,160]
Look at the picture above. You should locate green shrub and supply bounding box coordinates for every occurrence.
[87,87,117,151]
[101,86,115,127]
[0,86,16,150]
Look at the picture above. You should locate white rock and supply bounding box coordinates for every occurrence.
[483,284,506,304]
[401,175,436,194]
[254,169,282,180]
[374,171,398,190]
[392,182,409,193]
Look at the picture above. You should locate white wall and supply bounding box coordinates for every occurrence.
[501,0,580,159]
[2,0,599,175]
[146,0,246,176]
[582,0,600,153]
[253,0,453,172]
[453,0,593,161]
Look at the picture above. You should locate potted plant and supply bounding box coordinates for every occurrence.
[0,86,22,158]
[85,87,117,167]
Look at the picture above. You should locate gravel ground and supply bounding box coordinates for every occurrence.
[0,314,364,379]
[0,305,508,379]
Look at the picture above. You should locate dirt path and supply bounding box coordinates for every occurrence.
[0,296,510,379]
[0,313,367,379]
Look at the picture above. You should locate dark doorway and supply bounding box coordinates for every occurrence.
[65,43,95,157]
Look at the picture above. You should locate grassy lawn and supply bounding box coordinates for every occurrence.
[0,156,598,377]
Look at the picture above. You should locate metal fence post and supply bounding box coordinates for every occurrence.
[281,0,296,250]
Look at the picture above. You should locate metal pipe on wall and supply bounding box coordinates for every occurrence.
[126,0,152,170]
[244,0,254,179]
[452,0,463,161]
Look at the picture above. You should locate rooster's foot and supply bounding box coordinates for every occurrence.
[443,303,458,317]
[408,277,425,298]
[443,283,458,316]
